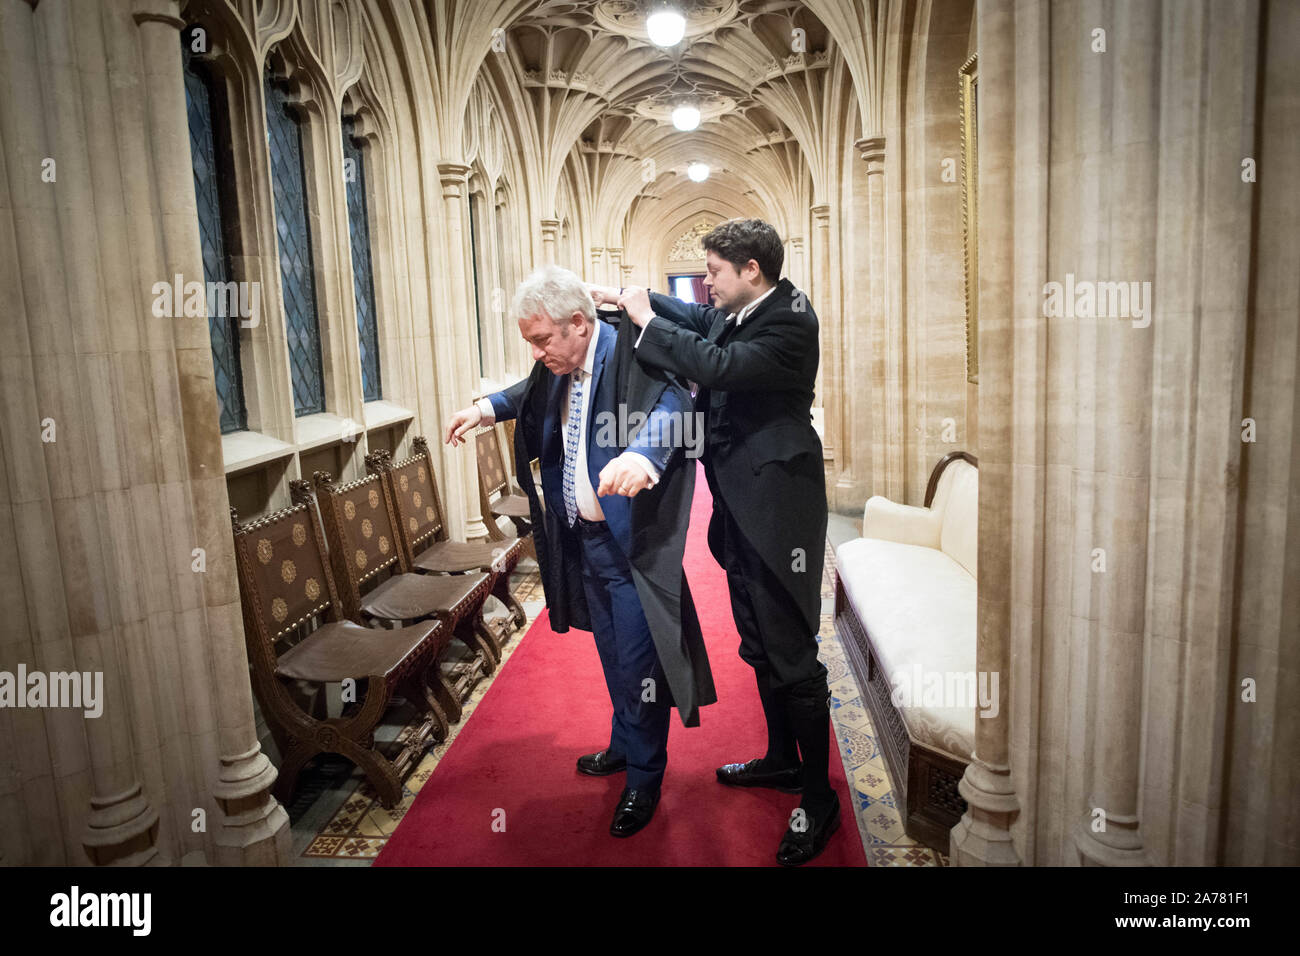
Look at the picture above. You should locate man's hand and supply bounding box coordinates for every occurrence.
[618,287,653,328]
[596,455,653,498]
[587,284,621,307]
[445,405,482,446]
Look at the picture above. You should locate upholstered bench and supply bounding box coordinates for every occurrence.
[833,452,978,855]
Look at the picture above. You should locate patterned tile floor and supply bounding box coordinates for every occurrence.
[289,541,946,866]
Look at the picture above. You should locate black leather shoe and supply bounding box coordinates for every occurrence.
[716,758,803,793]
[776,793,842,866]
[610,787,660,838]
[577,750,627,776]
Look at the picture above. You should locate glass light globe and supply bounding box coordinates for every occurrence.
[687,162,710,182]
[671,105,700,131]
[646,10,686,47]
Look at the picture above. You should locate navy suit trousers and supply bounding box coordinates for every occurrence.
[576,520,670,791]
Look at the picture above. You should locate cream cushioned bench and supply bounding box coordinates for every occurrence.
[833,452,978,854]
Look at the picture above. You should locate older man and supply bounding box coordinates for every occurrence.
[446,265,714,838]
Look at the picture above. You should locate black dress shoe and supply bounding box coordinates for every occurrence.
[577,750,627,776]
[716,757,803,793]
[610,788,660,837]
[776,793,842,866]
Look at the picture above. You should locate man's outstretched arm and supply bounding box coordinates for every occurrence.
[445,375,530,446]
[634,312,814,393]
[645,291,724,339]
[588,284,720,338]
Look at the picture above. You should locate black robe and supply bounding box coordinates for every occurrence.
[503,310,717,727]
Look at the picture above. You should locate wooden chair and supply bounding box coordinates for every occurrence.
[231,502,443,809]
[369,438,527,659]
[293,471,493,727]
[476,423,534,551]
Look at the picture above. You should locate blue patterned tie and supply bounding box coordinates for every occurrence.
[562,371,584,526]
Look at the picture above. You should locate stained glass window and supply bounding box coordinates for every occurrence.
[265,60,325,416]
[343,119,381,401]
[182,29,247,434]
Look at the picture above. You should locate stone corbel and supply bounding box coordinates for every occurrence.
[437,161,471,199]
[855,135,886,174]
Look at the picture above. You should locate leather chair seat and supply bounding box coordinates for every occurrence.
[360,571,488,622]
[412,537,521,574]
[490,494,532,519]
[275,619,440,683]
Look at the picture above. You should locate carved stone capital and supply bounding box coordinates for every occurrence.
[810,202,831,225]
[539,218,561,241]
[855,135,886,172]
[436,161,471,198]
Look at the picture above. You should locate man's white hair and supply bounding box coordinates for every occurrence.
[511,264,595,326]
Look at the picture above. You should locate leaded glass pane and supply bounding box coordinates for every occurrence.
[343,120,382,402]
[265,62,325,417]
[182,32,246,434]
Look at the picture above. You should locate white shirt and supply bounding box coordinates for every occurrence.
[731,283,777,325]
[477,323,658,522]
[635,282,778,346]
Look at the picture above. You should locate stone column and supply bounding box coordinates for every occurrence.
[856,135,901,502]
[132,0,288,865]
[788,237,805,294]
[607,247,623,289]
[589,246,604,286]
[539,217,560,265]
[810,204,830,424]
[438,162,487,539]
[0,0,165,867]
[831,141,876,509]
[948,0,1020,867]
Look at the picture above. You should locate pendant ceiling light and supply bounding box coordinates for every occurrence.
[646,3,686,47]
[687,162,710,182]
[671,103,701,131]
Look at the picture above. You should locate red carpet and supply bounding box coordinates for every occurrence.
[375,463,866,866]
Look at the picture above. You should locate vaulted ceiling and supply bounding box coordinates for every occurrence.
[474,0,856,249]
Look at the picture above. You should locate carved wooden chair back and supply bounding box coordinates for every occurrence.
[230,502,341,670]
[369,437,450,564]
[297,470,408,620]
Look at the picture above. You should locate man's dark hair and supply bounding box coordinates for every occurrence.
[702,218,784,285]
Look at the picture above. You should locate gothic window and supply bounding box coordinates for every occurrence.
[342,118,381,402]
[264,59,325,416]
[182,28,246,434]
[468,190,486,376]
